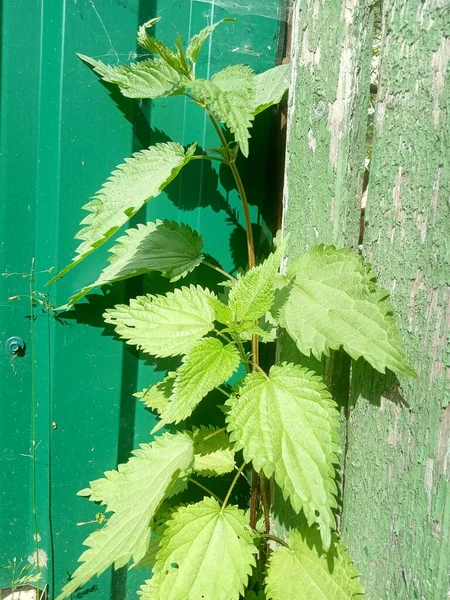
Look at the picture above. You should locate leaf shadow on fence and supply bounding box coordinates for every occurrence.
[350,360,408,409]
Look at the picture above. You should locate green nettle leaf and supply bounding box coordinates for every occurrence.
[229,237,286,323]
[192,425,235,476]
[235,321,277,343]
[253,63,291,115]
[137,18,187,74]
[134,372,176,413]
[139,498,257,600]
[190,65,255,156]
[104,285,216,358]
[279,245,415,376]
[265,528,364,600]
[226,363,340,550]
[57,433,194,600]
[153,337,241,431]
[208,296,234,325]
[49,143,197,284]
[77,54,183,99]
[186,18,235,65]
[68,220,204,306]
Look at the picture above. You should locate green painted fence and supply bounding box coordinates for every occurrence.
[282,0,449,598]
[0,1,286,597]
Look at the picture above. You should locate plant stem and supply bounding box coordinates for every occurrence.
[199,99,264,534]
[235,464,252,487]
[260,473,271,534]
[203,260,236,282]
[234,336,251,372]
[205,109,256,271]
[222,462,246,508]
[249,469,260,529]
[214,329,234,345]
[202,426,227,440]
[191,154,228,165]
[259,534,290,548]
[188,478,224,504]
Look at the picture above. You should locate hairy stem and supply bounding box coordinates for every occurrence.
[202,426,227,440]
[203,260,236,282]
[200,101,264,534]
[250,469,259,529]
[259,534,289,548]
[223,462,246,508]
[188,478,224,504]
[191,154,228,165]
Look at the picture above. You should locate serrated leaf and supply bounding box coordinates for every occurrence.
[57,433,194,600]
[153,338,241,431]
[266,528,364,600]
[135,519,168,570]
[139,498,257,600]
[68,220,204,306]
[235,321,277,343]
[189,65,255,156]
[192,426,235,476]
[279,245,415,376]
[104,285,216,358]
[229,237,286,323]
[48,143,196,285]
[253,64,291,115]
[186,18,235,65]
[77,54,183,99]
[134,372,176,413]
[226,363,340,550]
[137,18,188,75]
[208,296,234,325]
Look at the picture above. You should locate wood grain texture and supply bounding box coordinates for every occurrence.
[340,1,450,597]
[282,0,373,256]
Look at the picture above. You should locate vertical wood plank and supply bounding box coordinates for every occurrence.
[341,1,450,597]
[282,0,373,257]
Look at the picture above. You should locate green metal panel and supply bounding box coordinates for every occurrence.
[0,0,286,597]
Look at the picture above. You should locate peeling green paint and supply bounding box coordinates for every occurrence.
[282,0,373,255]
[340,1,450,598]
[282,0,449,597]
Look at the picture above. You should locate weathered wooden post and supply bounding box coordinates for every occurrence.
[282,0,449,596]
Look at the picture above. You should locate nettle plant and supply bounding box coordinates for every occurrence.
[49,18,414,600]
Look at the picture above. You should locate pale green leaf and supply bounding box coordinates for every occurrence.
[68,220,204,306]
[279,245,415,376]
[137,18,187,74]
[208,296,234,325]
[235,321,277,343]
[134,519,167,570]
[266,528,364,600]
[229,237,286,322]
[186,18,235,65]
[134,372,176,413]
[104,285,216,358]
[48,143,196,284]
[192,425,235,476]
[139,498,257,600]
[57,433,194,600]
[77,54,183,99]
[189,65,255,156]
[153,337,241,431]
[253,64,291,115]
[226,363,340,550]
